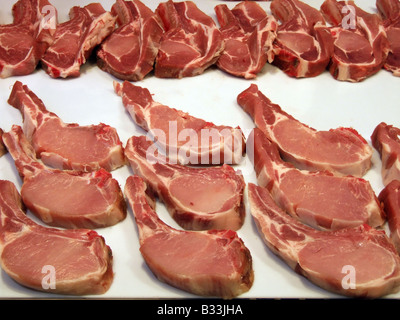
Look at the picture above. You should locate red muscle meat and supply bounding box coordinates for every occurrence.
[124,135,245,231]
[237,84,372,177]
[248,183,400,298]
[0,180,114,295]
[250,128,384,230]
[214,1,277,79]
[320,0,389,82]
[124,175,253,299]
[114,81,245,165]
[154,0,224,78]
[97,0,164,81]
[3,125,126,229]
[41,3,116,78]
[8,81,126,172]
[0,129,6,157]
[270,0,334,78]
[371,122,400,186]
[379,180,400,254]
[0,0,57,78]
[376,0,400,76]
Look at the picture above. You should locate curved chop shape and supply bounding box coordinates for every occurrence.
[250,128,384,230]
[124,175,253,299]
[270,0,334,78]
[8,81,126,172]
[248,183,400,298]
[124,135,245,231]
[114,81,245,165]
[237,84,372,177]
[3,125,126,229]
[320,0,389,82]
[214,1,277,79]
[379,180,400,254]
[0,180,113,295]
[97,0,164,81]
[371,122,400,186]
[0,0,57,78]
[154,0,224,78]
[41,3,116,78]
[376,0,400,76]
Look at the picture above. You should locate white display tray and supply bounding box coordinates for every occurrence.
[0,0,399,299]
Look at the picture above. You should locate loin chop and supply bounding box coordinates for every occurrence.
[8,81,126,172]
[269,0,334,78]
[3,125,126,229]
[214,1,277,79]
[379,180,400,254]
[248,183,400,298]
[124,175,253,299]
[0,180,113,295]
[376,0,400,76]
[320,0,389,82]
[97,0,164,81]
[124,135,245,231]
[237,84,372,177]
[114,81,245,165]
[0,0,57,78]
[41,3,116,78]
[250,128,384,230]
[154,0,224,78]
[371,122,400,186]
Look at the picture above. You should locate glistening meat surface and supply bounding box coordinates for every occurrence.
[124,175,253,299]
[248,183,400,298]
[124,135,245,231]
[3,125,126,229]
[8,81,126,172]
[237,84,372,177]
[0,180,114,295]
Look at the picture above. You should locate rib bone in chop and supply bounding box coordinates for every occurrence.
[214,1,278,79]
[250,128,385,230]
[114,80,245,165]
[3,125,126,229]
[41,3,116,78]
[124,175,253,299]
[237,84,372,177]
[269,0,334,78]
[248,182,400,298]
[8,81,126,172]
[97,0,164,81]
[124,135,245,231]
[154,0,224,78]
[0,180,113,295]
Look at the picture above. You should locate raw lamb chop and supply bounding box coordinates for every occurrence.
[248,182,400,298]
[41,3,116,78]
[154,0,224,78]
[124,175,253,299]
[371,122,400,186]
[0,129,6,157]
[237,84,372,177]
[124,135,245,231]
[3,125,126,229]
[214,1,277,79]
[376,0,400,76]
[8,81,126,172]
[269,0,334,78]
[0,0,57,78]
[97,0,164,81]
[379,180,400,254]
[250,128,384,230]
[320,0,389,82]
[114,81,245,165]
[0,179,114,295]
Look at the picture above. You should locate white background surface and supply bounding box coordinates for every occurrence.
[0,0,399,299]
